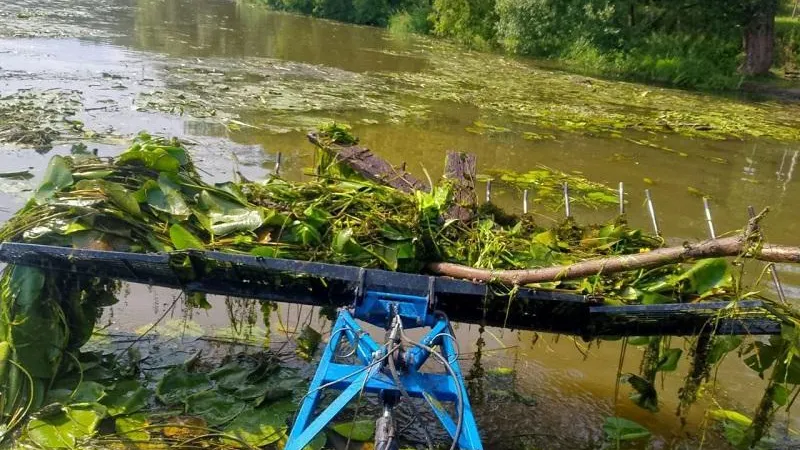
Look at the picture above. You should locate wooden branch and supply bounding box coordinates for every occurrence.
[442,151,477,222]
[308,133,428,194]
[427,235,800,285]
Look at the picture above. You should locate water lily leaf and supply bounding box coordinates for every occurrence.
[101,380,151,416]
[743,342,779,377]
[115,413,150,442]
[169,224,205,250]
[224,401,296,447]
[199,191,263,236]
[156,366,211,406]
[290,222,322,246]
[185,390,247,426]
[773,354,800,385]
[303,206,331,230]
[8,266,67,379]
[622,373,658,412]
[655,348,682,372]
[708,336,743,364]
[296,326,322,361]
[277,432,326,450]
[773,384,790,407]
[27,403,107,448]
[137,174,191,218]
[330,419,375,442]
[118,148,180,173]
[99,180,141,216]
[210,363,255,391]
[70,381,107,404]
[602,416,651,441]
[35,155,73,202]
[187,292,211,310]
[677,258,730,294]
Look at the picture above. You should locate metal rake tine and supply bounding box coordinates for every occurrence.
[703,197,716,239]
[523,189,529,214]
[644,189,660,236]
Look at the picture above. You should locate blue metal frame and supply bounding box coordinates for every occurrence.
[285,291,483,450]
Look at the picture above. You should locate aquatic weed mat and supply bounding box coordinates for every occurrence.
[0,89,93,151]
[0,0,127,39]
[135,34,800,145]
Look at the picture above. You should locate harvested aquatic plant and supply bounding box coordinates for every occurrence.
[1,129,800,448]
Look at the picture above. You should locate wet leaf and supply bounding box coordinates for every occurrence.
[156,366,211,406]
[224,401,296,447]
[100,180,141,216]
[677,258,730,294]
[296,326,322,361]
[708,336,743,364]
[35,155,73,202]
[118,148,180,173]
[115,413,150,441]
[655,348,682,372]
[277,432,326,450]
[185,390,247,426]
[7,266,67,379]
[602,416,651,441]
[199,190,263,236]
[169,224,205,250]
[101,380,151,416]
[622,373,658,412]
[210,363,255,391]
[743,342,779,377]
[331,419,375,442]
[26,403,107,448]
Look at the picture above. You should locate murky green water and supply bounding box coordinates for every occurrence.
[2,0,800,448]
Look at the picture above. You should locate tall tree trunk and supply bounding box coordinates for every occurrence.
[740,0,777,76]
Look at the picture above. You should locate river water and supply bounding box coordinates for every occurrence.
[2,0,800,448]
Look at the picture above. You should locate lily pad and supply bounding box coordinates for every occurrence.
[224,401,297,447]
[26,403,107,448]
[602,416,651,441]
[331,419,375,442]
[185,390,247,426]
[156,366,211,406]
[115,413,151,441]
[102,380,151,416]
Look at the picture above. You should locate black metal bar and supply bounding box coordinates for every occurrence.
[0,242,783,337]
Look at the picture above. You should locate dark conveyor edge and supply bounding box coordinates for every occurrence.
[0,242,782,337]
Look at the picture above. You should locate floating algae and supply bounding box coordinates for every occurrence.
[1,129,800,448]
[0,90,91,151]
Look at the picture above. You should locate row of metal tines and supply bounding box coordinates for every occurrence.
[484,179,788,305]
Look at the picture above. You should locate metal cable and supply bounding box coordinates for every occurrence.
[401,328,464,450]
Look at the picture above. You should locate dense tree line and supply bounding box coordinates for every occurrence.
[256,0,799,89]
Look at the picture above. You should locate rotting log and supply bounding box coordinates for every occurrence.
[442,151,477,222]
[428,235,800,285]
[308,132,428,194]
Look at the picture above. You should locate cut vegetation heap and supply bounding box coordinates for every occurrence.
[2,127,800,448]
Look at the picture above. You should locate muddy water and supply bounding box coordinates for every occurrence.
[2,0,800,448]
